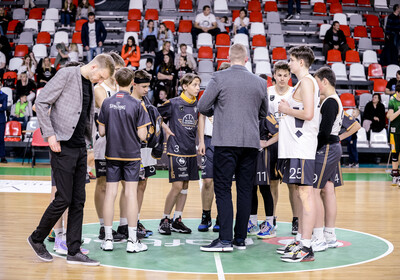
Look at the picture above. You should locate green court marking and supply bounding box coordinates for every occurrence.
[0,167,51,176]
[45,219,393,274]
[342,173,391,181]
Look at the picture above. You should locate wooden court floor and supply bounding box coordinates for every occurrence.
[0,164,399,280]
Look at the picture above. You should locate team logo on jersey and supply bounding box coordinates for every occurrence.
[176,157,187,167]
[109,102,126,110]
[179,106,184,112]
[270,95,275,101]
[179,114,197,129]
[116,94,124,98]
[201,156,207,166]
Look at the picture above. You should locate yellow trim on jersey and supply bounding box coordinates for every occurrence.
[167,153,197,158]
[170,156,175,179]
[301,159,305,185]
[141,101,148,113]
[390,133,396,153]
[346,121,357,131]
[138,122,152,129]
[97,120,105,126]
[264,148,270,185]
[105,156,141,161]
[161,100,171,106]
[317,145,330,189]
[266,115,277,125]
[271,132,279,138]
[180,92,196,104]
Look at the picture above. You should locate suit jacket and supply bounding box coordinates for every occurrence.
[81,20,107,48]
[35,66,94,143]
[0,90,7,124]
[198,65,268,149]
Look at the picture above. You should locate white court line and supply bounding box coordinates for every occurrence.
[214,253,225,280]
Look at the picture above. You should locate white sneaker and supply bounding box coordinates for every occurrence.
[311,238,328,252]
[126,239,148,253]
[326,238,340,248]
[101,239,113,251]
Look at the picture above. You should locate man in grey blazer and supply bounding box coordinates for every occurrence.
[28,54,115,265]
[198,44,268,251]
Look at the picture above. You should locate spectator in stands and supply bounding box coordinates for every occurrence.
[386,70,400,95]
[233,8,249,35]
[18,53,37,80]
[380,33,399,67]
[15,72,36,103]
[142,20,158,55]
[0,7,11,36]
[157,23,174,50]
[81,12,107,62]
[385,4,400,49]
[0,49,5,78]
[0,81,6,163]
[363,93,386,139]
[23,0,35,9]
[121,36,140,69]
[157,54,175,99]
[68,43,79,62]
[191,5,220,48]
[322,21,349,61]
[155,41,175,71]
[286,0,301,20]
[175,44,196,71]
[60,0,76,28]
[0,32,11,62]
[216,16,229,34]
[36,57,56,88]
[144,58,156,103]
[54,43,69,69]
[10,94,32,130]
[155,88,168,107]
[175,56,193,94]
[346,108,360,168]
[76,0,95,20]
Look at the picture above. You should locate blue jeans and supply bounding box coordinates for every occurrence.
[237,27,249,35]
[60,12,72,26]
[86,47,103,62]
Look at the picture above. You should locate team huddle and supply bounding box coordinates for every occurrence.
[27,45,360,266]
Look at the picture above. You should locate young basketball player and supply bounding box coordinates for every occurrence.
[157,73,201,235]
[387,84,400,185]
[98,68,150,253]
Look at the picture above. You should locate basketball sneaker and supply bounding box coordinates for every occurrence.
[281,245,314,263]
[311,237,328,252]
[198,213,212,232]
[116,225,128,240]
[247,220,260,235]
[158,217,172,235]
[276,240,299,254]
[291,217,298,235]
[99,226,126,241]
[213,216,220,232]
[138,221,153,237]
[101,239,113,251]
[126,239,148,253]
[171,216,192,234]
[326,238,340,248]
[47,229,56,242]
[257,221,276,239]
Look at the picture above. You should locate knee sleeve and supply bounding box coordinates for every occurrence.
[180,189,188,195]
[392,152,399,163]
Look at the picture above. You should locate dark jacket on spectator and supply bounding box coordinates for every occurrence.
[81,20,107,48]
[15,79,36,102]
[324,28,347,47]
[386,13,400,35]
[363,101,386,132]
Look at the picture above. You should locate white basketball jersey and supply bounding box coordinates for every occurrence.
[204,116,213,137]
[320,94,344,137]
[278,74,320,160]
[94,82,119,160]
[268,85,294,123]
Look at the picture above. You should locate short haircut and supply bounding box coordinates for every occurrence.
[146,58,153,64]
[203,5,210,11]
[180,43,187,49]
[314,66,336,87]
[134,69,152,82]
[397,70,400,76]
[332,21,339,26]
[394,4,399,11]
[65,61,85,67]
[288,46,315,68]
[396,83,400,93]
[229,43,247,63]
[180,73,201,88]
[273,61,290,74]
[91,53,115,77]
[219,62,231,71]
[88,12,95,17]
[108,52,125,67]
[372,92,382,102]
[239,8,247,16]
[115,68,134,87]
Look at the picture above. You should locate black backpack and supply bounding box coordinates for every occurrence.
[143,96,164,159]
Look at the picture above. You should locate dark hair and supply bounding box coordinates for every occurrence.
[134,69,152,82]
[88,12,95,17]
[259,74,268,81]
[222,16,228,22]
[180,55,188,63]
[146,58,153,64]
[273,61,290,73]
[372,93,382,103]
[79,0,90,8]
[203,5,210,11]
[180,73,201,88]
[395,83,400,93]
[288,46,315,68]
[115,68,134,87]
[397,70,400,76]
[394,4,399,11]
[180,43,187,49]
[332,21,340,27]
[314,66,336,87]
[124,36,137,53]
[239,8,247,17]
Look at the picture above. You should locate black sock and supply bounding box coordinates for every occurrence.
[292,217,298,223]
[251,185,259,215]
[202,210,211,217]
[259,185,274,217]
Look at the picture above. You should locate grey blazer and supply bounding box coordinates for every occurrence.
[35,66,94,143]
[198,65,268,149]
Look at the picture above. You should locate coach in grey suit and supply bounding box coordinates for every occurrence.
[199,44,268,251]
[28,54,115,265]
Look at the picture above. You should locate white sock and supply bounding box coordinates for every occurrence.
[250,215,258,225]
[54,228,63,237]
[174,211,182,220]
[163,214,170,219]
[137,213,140,220]
[128,227,137,242]
[266,216,274,226]
[324,227,336,239]
[313,227,324,241]
[301,239,311,248]
[295,233,302,242]
[120,217,128,226]
[104,226,113,240]
[99,218,104,227]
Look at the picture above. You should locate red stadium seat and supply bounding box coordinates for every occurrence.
[31,128,49,167]
[272,47,287,63]
[373,79,387,94]
[7,20,20,35]
[128,9,141,21]
[36,32,51,45]
[72,32,82,44]
[4,121,22,142]
[28,8,43,21]
[179,0,193,12]
[365,14,380,29]
[216,47,229,61]
[14,45,29,57]
[345,50,360,65]
[329,3,343,14]
[232,10,240,22]
[216,33,230,47]
[3,71,17,86]
[249,11,263,23]
[313,3,327,16]
[371,27,384,42]
[327,49,342,65]
[264,2,278,13]
[357,0,371,7]
[145,9,158,21]
[75,19,88,32]
[266,76,273,87]
[198,46,213,60]
[248,0,261,12]
[368,63,384,80]
[252,35,267,48]
[126,20,141,32]
[355,89,370,96]
[340,93,356,108]
[353,26,368,40]
[217,60,229,69]
[178,20,192,33]
[346,37,355,49]
[326,0,340,3]
[340,25,351,37]
[342,0,356,6]
[163,21,175,33]
[197,90,204,100]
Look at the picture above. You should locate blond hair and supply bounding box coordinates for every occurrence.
[89,53,115,77]
[229,44,247,63]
